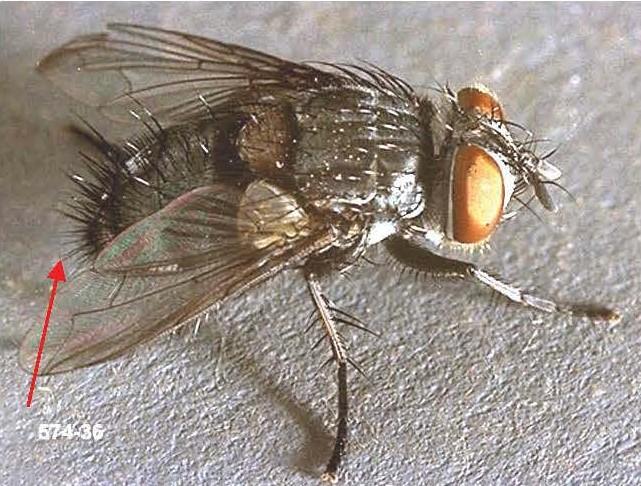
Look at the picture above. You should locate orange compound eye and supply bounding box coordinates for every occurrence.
[450,144,505,244]
[457,86,504,121]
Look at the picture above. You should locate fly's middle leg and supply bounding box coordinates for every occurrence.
[305,269,349,484]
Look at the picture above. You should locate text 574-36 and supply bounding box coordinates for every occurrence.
[38,423,104,441]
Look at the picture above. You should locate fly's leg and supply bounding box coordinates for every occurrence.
[306,270,349,484]
[386,236,620,322]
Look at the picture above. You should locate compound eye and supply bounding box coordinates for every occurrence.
[457,85,504,121]
[449,144,505,244]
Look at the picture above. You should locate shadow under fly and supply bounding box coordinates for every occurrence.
[20,24,619,483]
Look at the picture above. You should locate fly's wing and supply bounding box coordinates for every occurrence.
[93,185,247,276]
[38,23,338,124]
[19,183,332,375]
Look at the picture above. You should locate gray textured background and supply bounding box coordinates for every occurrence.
[2,3,641,485]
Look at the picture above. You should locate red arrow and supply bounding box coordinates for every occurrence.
[26,259,66,408]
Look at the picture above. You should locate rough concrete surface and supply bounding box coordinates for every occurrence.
[1,3,640,485]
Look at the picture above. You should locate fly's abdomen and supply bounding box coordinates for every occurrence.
[71,118,247,259]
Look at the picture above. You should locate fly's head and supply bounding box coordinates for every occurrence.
[413,83,562,254]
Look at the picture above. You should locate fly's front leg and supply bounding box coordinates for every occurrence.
[386,236,620,321]
[305,269,349,484]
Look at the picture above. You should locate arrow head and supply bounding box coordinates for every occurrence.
[47,260,66,282]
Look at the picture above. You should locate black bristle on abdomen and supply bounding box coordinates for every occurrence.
[63,115,250,263]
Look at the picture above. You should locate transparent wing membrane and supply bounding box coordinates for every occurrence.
[20,182,334,375]
[94,185,245,275]
[38,23,334,124]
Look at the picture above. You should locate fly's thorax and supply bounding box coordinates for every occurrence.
[375,164,425,218]
[291,85,424,209]
[236,104,297,180]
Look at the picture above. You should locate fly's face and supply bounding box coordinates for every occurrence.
[416,84,563,252]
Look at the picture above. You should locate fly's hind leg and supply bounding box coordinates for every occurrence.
[305,269,349,484]
[386,236,620,322]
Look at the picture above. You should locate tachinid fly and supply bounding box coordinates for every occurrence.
[20,24,619,483]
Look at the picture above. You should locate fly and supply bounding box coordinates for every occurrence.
[20,24,619,483]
